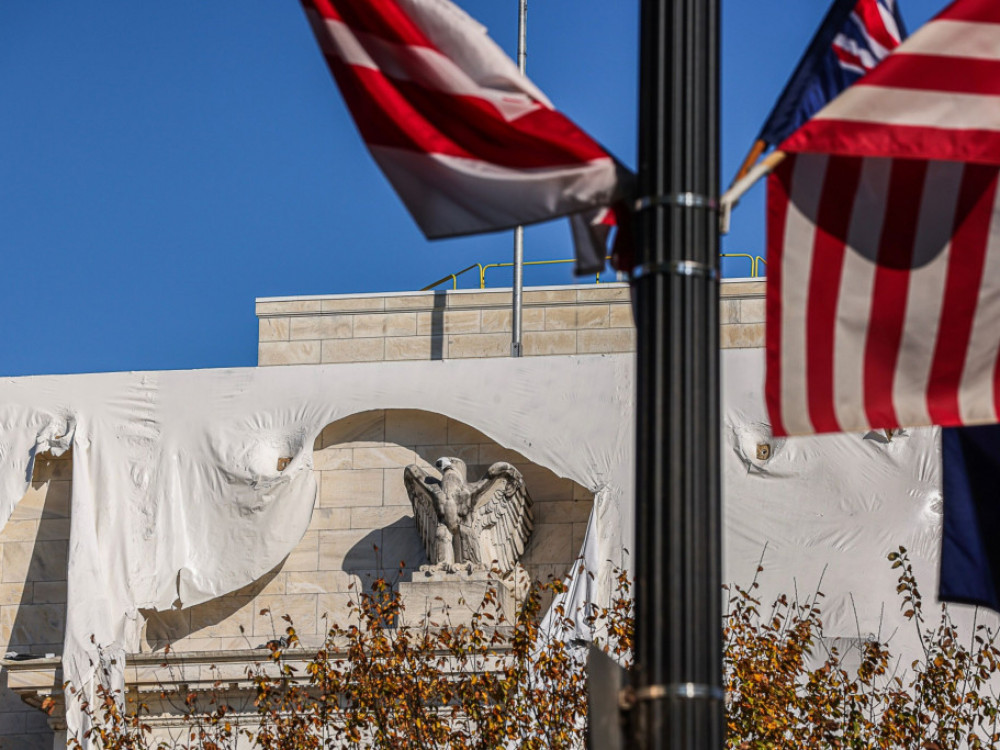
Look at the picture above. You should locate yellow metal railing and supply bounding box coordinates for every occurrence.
[423,253,766,290]
[420,263,485,291]
[719,253,759,278]
[481,257,612,288]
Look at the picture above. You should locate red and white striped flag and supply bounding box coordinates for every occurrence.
[767,0,1000,436]
[300,0,629,273]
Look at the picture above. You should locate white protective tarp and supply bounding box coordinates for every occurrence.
[721,348,983,660]
[0,355,634,742]
[563,348,955,656]
[0,347,968,743]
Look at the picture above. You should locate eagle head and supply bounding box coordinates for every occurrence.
[435,456,468,482]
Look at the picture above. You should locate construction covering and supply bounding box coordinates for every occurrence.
[0,349,968,742]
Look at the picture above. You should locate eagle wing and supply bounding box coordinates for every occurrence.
[404,464,442,565]
[470,462,533,577]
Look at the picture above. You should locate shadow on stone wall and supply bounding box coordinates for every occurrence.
[430,291,446,360]
[1,454,72,747]
[343,519,425,592]
[8,480,69,656]
[141,565,283,651]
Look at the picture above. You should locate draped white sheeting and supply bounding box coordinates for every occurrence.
[0,349,969,743]
[0,356,633,742]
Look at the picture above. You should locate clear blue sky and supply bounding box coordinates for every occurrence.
[0,0,943,376]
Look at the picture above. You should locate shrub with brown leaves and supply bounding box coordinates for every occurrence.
[70,550,1000,748]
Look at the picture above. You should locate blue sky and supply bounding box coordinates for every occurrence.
[0,0,944,376]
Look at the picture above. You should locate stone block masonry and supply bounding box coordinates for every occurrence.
[0,411,590,649]
[144,404,591,652]
[257,281,767,365]
[0,451,72,746]
[0,410,594,741]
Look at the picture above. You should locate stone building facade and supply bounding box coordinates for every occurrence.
[255,280,764,365]
[0,280,764,748]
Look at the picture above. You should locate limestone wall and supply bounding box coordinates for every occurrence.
[0,410,592,743]
[256,280,766,365]
[143,408,592,652]
[0,279,767,743]
[0,452,71,747]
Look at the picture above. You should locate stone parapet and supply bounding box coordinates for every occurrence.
[256,280,767,366]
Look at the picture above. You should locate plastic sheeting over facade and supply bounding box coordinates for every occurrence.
[0,356,633,741]
[721,349,966,660]
[0,348,969,743]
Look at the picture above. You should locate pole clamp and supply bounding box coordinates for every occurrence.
[620,682,725,710]
[632,260,718,280]
[635,192,718,212]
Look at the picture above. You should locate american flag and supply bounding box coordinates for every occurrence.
[766,0,1000,437]
[299,0,627,273]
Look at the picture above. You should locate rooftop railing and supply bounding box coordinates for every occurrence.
[422,254,765,291]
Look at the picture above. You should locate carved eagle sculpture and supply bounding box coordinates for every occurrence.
[403,457,533,576]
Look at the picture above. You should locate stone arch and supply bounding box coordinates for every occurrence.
[146,409,593,652]
[317,408,595,590]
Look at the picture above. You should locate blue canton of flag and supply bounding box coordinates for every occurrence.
[941,427,1000,613]
[757,0,906,149]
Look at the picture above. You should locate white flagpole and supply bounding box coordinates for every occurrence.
[511,0,527,357]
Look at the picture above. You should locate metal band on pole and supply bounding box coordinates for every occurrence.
[511,0,528,358]
[631,1,723,749]
[632,260,718,280]
[634,192,718,212]
[630,682,726,703]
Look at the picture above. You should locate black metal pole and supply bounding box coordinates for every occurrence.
[631,0,722,748]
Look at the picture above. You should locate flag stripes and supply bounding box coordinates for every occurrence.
[862,158,925,430]
[805,155,861,434]
[902,21,1000,59]
[316,14,553,119]
[324,55,605,168]
[765,155,794,439]
[789,121,1000,167]
[370,150,619,237]
[888,160,958,427]
[772,153,827,435]
[833,159,889,430]
[300,0,622,246]
[768,0,1000,436]
[854,0,901,51]
[832,44,872,74]
[938,0,1000,23]
[785,12,1000,164]
[864,55,1000,96]
[768,155,1000,435]
[926,166,996,425]
[960,210,1000,424]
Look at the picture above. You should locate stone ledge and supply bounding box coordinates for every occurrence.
[719,279,766,298]
[257,283,634,318]
[3,638,519,706]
